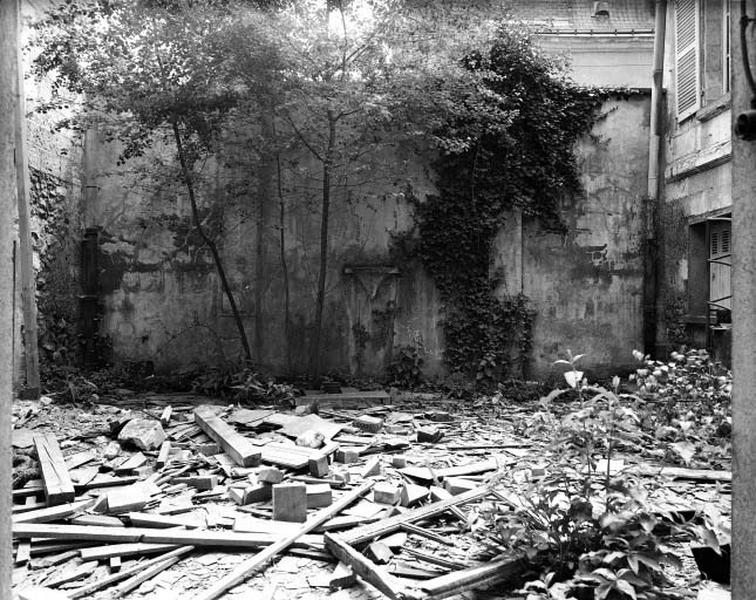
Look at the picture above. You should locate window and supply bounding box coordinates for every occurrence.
[676,0,701,120]
[688,215,732,318]
[674,0,731,121]
[709,218,731,311]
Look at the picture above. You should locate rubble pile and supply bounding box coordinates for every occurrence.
[10,389,730,600]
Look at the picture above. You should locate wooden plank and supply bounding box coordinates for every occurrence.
[416,554,526,599]
[33,434,75,505]
[342,486,490,546]
[401,522,453,546]
[635,465,732,482]
[399,459,501,484]
[110,553,184,598]
[126,512,203,529]
[160,405,173,426]
[194,407,260,467]
[13,523,322,549]
[15,540,30,565]
[109,555,121,572]
[64,450,98,470]
[81,542,179,561]
[13,499,94,524]
[156,441,171,469]
[70,514,124,528]
[189,481,374,600]
[324,533,406,600]
[114,452,147,474]
[68,546,194,599]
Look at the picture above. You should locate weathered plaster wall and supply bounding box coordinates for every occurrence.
[18,0,84,375]
[83,130,443,375]
[78,96,651,379]
[495,95,650,378]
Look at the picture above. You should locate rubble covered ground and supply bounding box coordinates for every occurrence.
[11,351,732,600]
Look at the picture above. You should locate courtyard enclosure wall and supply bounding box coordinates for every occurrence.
[77,95,650,379]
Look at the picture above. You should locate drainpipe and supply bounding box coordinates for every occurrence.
[645,0,666,357]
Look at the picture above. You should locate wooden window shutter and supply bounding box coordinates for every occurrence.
[675,0,701,120]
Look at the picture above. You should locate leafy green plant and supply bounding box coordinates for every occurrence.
[630,349,731,466]
[387,344,425,389]
[488,350,727,600]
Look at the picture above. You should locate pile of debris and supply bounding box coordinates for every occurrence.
[12,390,538,600]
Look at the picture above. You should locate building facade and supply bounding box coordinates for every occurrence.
[656,0,733,363]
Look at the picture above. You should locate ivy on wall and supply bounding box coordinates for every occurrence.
[404,29,605,385]
[29,167,81,369]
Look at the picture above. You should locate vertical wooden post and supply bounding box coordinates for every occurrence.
[732,2,756,598]
[12,0,40,399]
[1,0,20,595]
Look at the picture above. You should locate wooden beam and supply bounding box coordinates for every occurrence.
[111,553,184,598]
[416,555,526,599]
[189,481,374,600]
[194,408,260,467]
[33,434,75,505]
[323,533,406,600]
[68,546,194,599]
[81,542,179,561]
[13,499,94,524]
[13,523,322,549]
[341,486,490,546]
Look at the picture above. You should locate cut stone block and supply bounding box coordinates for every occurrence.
[400,483,429,507]
[373,482,401,505]
[308,454,330,478]
[228,481,272,505]
[117,419,166,451]
[361,456,382,478]
[366,541,393,564]
[272,482,307,522]
[174,475,219,491]
[329,562,356,590]
[353,415,384,433]
[444,477,478,496]
[392,455,407,468]
[334,448,361,464]
[416,426,443,444]
[306,483,333,508]
[256,467,284,484]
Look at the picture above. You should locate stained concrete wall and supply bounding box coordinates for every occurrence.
[84,95,649,379]
[82,130,444,375]
[495,95,650,378]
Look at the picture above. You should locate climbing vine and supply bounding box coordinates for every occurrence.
[408,29,605,384]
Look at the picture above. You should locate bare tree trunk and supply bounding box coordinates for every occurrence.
[311,110,337,377]
[276,152,292,373]
[256,108,275,365]
[170,122,253,364]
